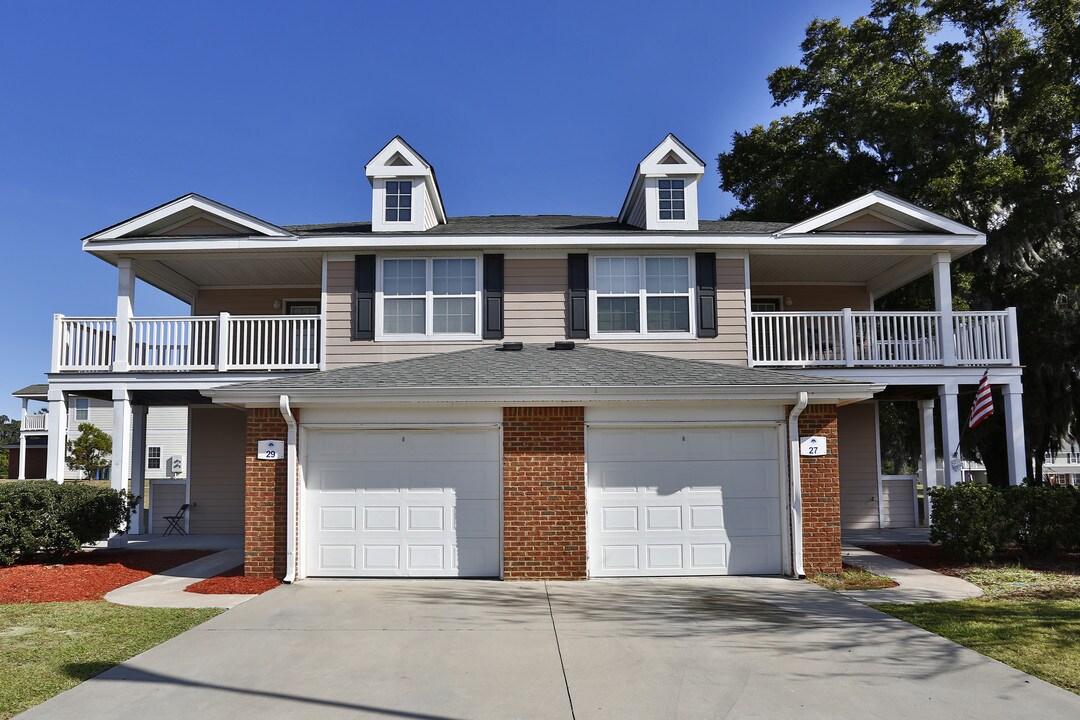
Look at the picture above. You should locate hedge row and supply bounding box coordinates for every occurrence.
[930,482,1080,562]
[0,480,135,566]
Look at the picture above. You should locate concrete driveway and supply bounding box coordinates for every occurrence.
[20,577,1080,719]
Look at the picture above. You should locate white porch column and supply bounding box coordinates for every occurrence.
[939,383,963,487]
[17,398,28,479]
[46,389,67,483]
[918,398,937,525]
[1003,381,1027,485]
[114,258,136,372]
[932,253,956,366]
[110,388,132,494]
[129,405,148,534]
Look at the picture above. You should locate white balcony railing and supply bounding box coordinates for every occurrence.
[53,313,321,373]
[21,413,48,432]
[751,308,1019,368]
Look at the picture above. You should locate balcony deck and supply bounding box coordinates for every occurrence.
[52,313,321,373]
[750,308,1019,368]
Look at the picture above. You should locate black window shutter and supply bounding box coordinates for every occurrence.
[567,253,589,338]
[482,254,504,339]
[352,254,376,340]
[695,252,718,338]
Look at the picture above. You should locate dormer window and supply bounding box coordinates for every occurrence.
[658,179,685,220]
[385,181,412,222]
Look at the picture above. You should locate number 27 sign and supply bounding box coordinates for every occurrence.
[800,436,828,457]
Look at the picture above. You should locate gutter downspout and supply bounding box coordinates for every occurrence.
[279,395,297,584]
[788,392,808,578]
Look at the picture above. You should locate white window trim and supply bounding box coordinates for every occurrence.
[384,180,414,223]
[74,398,89,421]
[147,446,162,470]
[588,255,697,340]
[375,255,483,341]
[657,179,686,222]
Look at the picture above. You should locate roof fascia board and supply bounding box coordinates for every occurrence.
[205,383,882,406]
[779,191,981,237]
[85,194,295,241]
[82,233,986,254]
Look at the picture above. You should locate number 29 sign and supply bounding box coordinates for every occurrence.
[257,440,284,461]
[799,436,828,457]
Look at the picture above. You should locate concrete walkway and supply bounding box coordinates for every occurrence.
[105,549,257,609]
[20,577,1080,719]
[841,545,983,604]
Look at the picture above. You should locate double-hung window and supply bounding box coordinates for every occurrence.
[592,256,694,337]
[74,398,89,421]
[378,257,481,339]
[147,446,161,470]
[384,180,412,222]
[658,179,685,220]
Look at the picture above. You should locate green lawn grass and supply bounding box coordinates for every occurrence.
[875,564,1080,695]
[0,602,221,719]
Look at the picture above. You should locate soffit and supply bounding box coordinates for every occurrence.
[142,254,323,288]
[749,253,916,283]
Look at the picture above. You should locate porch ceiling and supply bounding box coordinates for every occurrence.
[749,252,934,296]
[133,253,323,301]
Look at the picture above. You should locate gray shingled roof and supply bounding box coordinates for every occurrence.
[221,344,858,393]
[12,384,48,399]
[284,216,790,236]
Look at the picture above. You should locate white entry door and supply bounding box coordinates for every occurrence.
[587,425,784,577]
[305,427,500,577]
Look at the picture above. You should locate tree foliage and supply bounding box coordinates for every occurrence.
[0,415,20,479]
[718,0,1080,482]
[65,422,112,481]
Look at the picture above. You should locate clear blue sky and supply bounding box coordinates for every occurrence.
[0,0,869,419]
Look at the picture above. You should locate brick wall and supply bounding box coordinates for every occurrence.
[799,404,841,575]
[502,407,587,580]
[244,408,290,578]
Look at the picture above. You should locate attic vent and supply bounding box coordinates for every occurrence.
[658,150,685,165]
[387,152,412,167]
[497,342,523,351]
[550,341,576,351]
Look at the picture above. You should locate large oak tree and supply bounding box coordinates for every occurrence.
[719,0,1080,483]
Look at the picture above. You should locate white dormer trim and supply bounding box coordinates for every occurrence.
[777,191,982,237]
[618,134,706,231]
[365,136,447,232]
[84,193,295,241]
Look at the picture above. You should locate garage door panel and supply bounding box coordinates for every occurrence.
[306,428,500,578]
[588,425,783,577]
[320,506,357,532]
[724,500,781,536]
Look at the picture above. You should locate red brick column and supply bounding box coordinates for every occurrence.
[798,404,841,575]
[502,407,587,580]
[244,408,289,578]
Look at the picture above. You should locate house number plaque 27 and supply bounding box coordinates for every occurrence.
[799,436,828,457]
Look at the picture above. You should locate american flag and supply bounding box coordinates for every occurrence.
[967,369,995,428]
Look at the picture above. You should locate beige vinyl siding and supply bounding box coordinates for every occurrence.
[149,481,187,534]
[838,402,880,529]
[882,477,917,528]
[751,284,871,312]
[827,213,912,233]
[187,407,245,534]
[160,217,245,236]
[325,256,749,367]
[64,399,188,484]
[194,287,320,316]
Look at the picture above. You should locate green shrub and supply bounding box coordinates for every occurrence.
[929,482,1013,563]
[1009,485,1080,558]
[0,481,134,566]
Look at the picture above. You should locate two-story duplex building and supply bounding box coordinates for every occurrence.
[42,135,1026,580]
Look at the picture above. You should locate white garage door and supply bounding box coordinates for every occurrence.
[305,427,500,577]
[587,425,784,576]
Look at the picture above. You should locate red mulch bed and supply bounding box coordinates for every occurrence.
[0,550,214,604]
[185,565,280,595]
